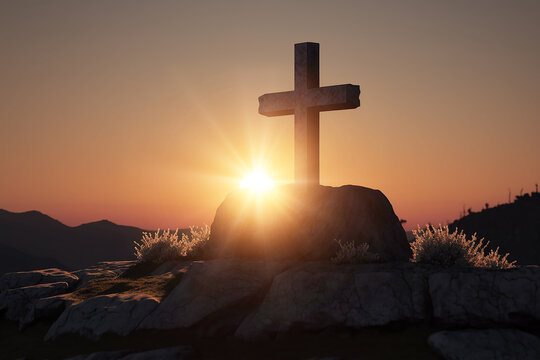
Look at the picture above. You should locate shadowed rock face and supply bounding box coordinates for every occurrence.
[65,346,194,360]
[140,260,291,331]
[429,268,540,326]
[428,329,540,360]
[235,262,428,339]
[209,185,410,261]
[0,282,70,322]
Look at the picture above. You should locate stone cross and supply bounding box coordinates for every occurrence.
[258,42,360,185]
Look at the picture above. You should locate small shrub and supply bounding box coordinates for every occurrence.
[332,239,380,264]
[185,225,211,259]
[477,247,516,270]
[134,225,210,263]
[410,225,516,269]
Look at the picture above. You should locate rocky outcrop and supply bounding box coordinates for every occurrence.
[45,293,160,340]
[209,185,410,261]
[236,262,428,339]
[0,262,136,327]
[73,261,135,288]
[428,329,540,360]
[140,260,292,332]
[429,267,540,326]
[0,281,70,321]
[1,260,539,345]
[0,268,78,290]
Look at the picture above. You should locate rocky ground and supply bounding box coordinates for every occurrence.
[1,260,539,359]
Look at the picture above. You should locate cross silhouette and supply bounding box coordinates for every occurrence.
[258,42,360,185]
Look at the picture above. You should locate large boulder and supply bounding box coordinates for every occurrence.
[2,262,133,328]
[429,267,540,326]
[0,281,71,322]
[236,262,428,339]
[140,260,291,333]
[209,185,410,261]
[45,293,160,340]
[428,329,540,360]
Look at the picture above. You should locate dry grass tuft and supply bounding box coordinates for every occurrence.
[65,272,184,304]
[134,226,210,264]
[332,239,380,264]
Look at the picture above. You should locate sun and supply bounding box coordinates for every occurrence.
[240,170,275,192]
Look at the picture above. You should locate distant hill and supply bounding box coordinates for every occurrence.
[0,209,188,274]
[0,243,66,275]
[449,192,540,265]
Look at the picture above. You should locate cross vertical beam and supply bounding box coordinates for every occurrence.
[295,42,320,185]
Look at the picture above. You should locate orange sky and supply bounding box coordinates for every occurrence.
[1,1,539,231]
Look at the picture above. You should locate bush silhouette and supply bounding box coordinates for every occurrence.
[410,225,516,269]
[134,226,210,263]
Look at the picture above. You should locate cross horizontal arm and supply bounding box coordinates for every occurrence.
[306,84,360,112]
[258,84,360,117]
[258,91,296,116]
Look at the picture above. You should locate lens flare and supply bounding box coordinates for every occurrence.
[240,171,275,192]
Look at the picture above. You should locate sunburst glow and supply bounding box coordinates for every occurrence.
[240,171,275,192]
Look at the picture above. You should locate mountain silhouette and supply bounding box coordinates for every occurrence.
[0,209,187,274]
[449,192,540,265]
[0,242,66,275]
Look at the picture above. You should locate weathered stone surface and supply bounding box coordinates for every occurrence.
[45,293,160,340]
[0,268,78,291]
[140,259,291,331]
[0,281,70,321]
[236,262,428,339]
[66,346,193,360]
[428,329,540,360]
[73,261,135,288]
[429,267,540,326]
[3,260,539,345]
[209,185,410,261]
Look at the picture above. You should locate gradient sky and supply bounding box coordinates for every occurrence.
[1,0,539,231]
